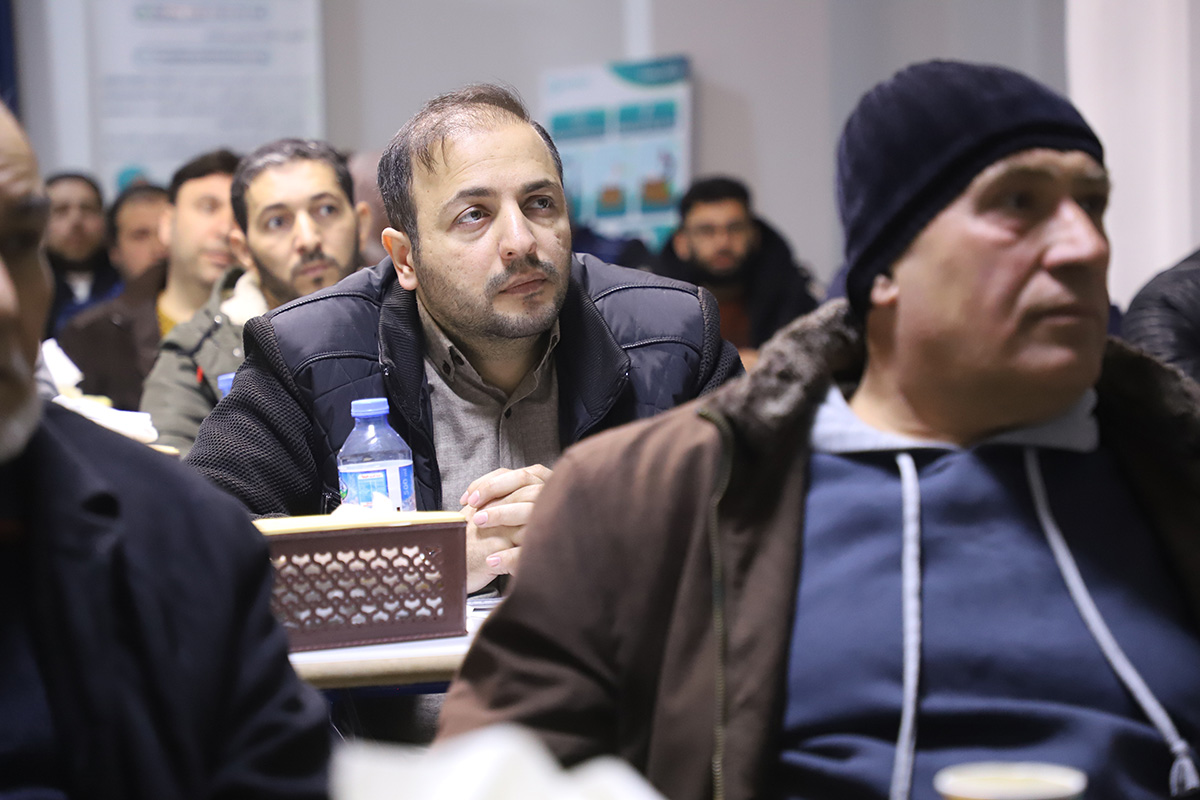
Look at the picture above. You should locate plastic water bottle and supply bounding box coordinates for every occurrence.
[337,397,416,511]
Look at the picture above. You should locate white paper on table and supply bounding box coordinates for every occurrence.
[332,724,665,800]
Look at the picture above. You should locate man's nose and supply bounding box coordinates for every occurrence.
[215,203,236,238]
[1045,199,1109,272]
[294,212,320,252]
[497,206,536,265]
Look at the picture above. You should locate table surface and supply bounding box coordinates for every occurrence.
[289,607,490,689]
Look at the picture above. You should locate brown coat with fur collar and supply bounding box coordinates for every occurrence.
[439,299,1200,800]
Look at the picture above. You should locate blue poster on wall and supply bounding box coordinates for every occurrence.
[541,54,691,252]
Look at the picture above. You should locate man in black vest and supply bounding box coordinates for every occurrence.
[187,84,742,592]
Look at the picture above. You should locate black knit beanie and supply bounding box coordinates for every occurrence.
[838,60,1104,318]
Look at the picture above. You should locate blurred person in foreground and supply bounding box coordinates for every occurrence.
[0,104,329,797]
[142,138,366,455]
[57,183,169,409]
[186,84,741,593]
[439,61,1200,800]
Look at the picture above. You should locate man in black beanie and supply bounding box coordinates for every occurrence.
[439,60,1200,800]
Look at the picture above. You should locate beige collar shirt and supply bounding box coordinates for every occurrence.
[418,302,562,510]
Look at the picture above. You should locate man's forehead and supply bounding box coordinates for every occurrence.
[687,198,751,221]
[976,148,1109,185]
[250,159,343,203]
[179,172,233,198]
[416,121,557,187]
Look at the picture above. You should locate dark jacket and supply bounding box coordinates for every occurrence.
[57,262,166,410]
[654,218,818,348]
[46,250,123,339]
[439,300,1200,800]
[1123,248,1200,384]
[186,255,743,516]
[141,266,257,456]
[27,403,330,799]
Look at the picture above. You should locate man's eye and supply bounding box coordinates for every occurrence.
[457,208,486,225]
[264,215,288,231]
[1077,193,1109,218]
[316,203,340,218]
[999,191,1036,212]
[527,196,554,211]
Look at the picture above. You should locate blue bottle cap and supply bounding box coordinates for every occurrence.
[217,372,236,397]
[350,397,390,418]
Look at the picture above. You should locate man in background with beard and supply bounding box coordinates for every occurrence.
[654,176,819,367]
[42,171,120,337]
[187,84,741,594]
[142,138,368,455]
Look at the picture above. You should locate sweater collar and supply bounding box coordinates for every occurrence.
[810,385,1099,454]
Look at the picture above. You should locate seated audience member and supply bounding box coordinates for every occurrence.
[655,176,819,357]
[348,149,390,266]
[43,171,120,337]
[571,222,654,271]
[186,84,742,592]
[0,102,329,798]
[57,184,169,410]
[439,61,1200,800]
[142,139,366,455]
[1123,248,1200,383]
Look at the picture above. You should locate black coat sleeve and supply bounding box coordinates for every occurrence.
[1123,265,1200,386]
[696,286,746,394]
[186,316,326,516]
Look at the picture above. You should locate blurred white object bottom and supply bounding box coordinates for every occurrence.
[333,724,664,800]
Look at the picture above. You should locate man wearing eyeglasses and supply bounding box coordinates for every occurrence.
[654,176,819,364]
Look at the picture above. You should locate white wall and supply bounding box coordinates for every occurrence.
[1067,0,1194,307]
[16,0,1193,302]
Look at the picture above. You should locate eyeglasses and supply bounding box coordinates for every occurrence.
[683,220,754,240]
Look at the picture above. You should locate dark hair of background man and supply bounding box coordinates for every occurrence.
[679,176,752,220]
[230,138,355,233]
[106,183,168,244]
[167,148,240,204]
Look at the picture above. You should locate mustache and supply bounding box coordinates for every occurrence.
[484,254,561,296]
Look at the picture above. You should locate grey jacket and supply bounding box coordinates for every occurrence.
[140,267,263,456]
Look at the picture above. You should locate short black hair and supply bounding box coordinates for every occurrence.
[106,183,168,244]
[230,138,353,233]
[45,172,104,206]
[378,83,562,255]
[167,148,241,204]
[679,176,752,221]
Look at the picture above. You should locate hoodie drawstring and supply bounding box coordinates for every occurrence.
[1023,447,1200,797]
[890,452,922,800]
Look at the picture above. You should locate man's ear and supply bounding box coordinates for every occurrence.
[229,227,254,272]
[382,227,417,290]
[672,229,691,261]
[869,271,900,308]
[158,206,176,249]
[354,201,372,254]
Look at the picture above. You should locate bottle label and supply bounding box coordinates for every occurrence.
[338,460,416,511]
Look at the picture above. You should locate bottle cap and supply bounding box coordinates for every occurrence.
[350,397,390,418]
[217,372,236,397]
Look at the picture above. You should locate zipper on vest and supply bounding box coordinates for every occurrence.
[698,406,735,800]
